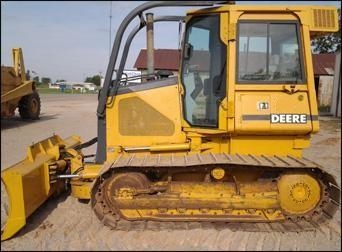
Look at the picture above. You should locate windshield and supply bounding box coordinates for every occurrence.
[181,15,226,127]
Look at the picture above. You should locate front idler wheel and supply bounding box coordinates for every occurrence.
[278,173,321,216]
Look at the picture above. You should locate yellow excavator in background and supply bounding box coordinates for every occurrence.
[1,48,41,120]
[1,1,340,241]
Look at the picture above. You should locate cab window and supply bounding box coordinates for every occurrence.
[237,22,304,83]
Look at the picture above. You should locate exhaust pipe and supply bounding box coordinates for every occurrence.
[146,13,154,77]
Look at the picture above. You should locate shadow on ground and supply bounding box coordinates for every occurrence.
[1,114,59,130]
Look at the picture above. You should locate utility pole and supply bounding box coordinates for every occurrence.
[330,51,341,117]
[109,1,112,61]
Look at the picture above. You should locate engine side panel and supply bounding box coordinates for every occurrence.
[106,79,186,161]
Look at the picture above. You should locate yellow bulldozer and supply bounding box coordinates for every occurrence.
[1,1,340,241]
[1,48,41,120]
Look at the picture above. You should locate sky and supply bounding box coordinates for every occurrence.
[1,1,340,83]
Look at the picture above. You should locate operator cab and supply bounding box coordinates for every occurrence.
[180,7,314,137]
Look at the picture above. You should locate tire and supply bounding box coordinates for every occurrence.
[18,91,41,120]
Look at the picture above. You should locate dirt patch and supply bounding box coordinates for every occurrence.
[316,137,340,145]
[319,118,342,132]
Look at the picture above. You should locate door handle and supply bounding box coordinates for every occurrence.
[282,85,299,94]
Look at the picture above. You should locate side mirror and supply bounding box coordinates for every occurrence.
[184,43,193,60]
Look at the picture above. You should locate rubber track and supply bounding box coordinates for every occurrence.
[91,153,341,233]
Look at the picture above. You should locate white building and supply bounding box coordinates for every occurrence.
[49,83,60,89]
[53,82,98,92]
[122,70,142,83]
[81,82,97,91]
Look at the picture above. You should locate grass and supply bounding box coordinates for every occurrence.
[37,84,98,94]
[318,105,331,112]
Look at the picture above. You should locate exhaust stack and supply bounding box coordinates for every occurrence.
[146,13,154,77]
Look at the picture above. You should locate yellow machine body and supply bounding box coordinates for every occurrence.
[1,4,340,240]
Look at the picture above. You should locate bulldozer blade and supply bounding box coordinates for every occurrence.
[1,135,81,241]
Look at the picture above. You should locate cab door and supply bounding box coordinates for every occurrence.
[234,18,314,134]
[181,14,227,130]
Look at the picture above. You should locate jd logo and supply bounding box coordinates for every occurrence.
[271,114,307,124]
[257,102,269,110]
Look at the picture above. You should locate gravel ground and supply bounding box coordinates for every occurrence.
[1,93,341,251]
